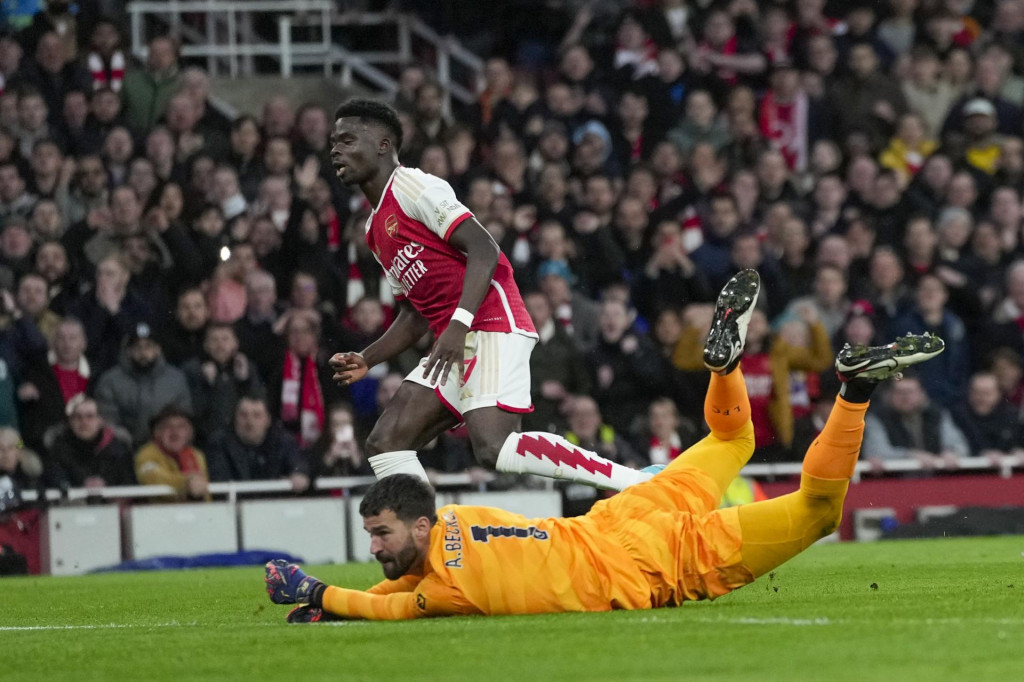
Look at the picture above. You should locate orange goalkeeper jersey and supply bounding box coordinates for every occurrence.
[321,504,653,620]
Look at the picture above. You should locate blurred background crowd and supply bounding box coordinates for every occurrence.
[3,0,1024,510]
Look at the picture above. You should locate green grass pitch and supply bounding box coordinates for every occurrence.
[4,535,1023,681]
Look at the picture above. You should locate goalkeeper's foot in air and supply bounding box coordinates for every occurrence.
[703,269,761,374]
[835,333,945,383]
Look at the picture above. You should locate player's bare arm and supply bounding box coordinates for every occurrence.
[330,300,429,385]
[421,218,500,385]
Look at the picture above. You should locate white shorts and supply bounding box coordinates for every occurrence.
[404,331,537,420]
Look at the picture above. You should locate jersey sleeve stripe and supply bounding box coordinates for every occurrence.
[393,172,422,193]
[443,212,473,240]
[397,167,427,191]
[392,175,424,201]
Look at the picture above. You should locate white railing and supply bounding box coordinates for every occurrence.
[21,471,496,504]
[320,12,485,110]
[19,456,1019,506]
[125,2,484,111]
[743,453,1016,482]
[127,0,336,78]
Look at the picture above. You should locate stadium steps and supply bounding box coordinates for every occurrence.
[208,76,363,119]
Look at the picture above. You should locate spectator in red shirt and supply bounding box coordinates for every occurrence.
[689,8,766,97]
[16,316,90,451]
[640,396,698,467]
[49,317,90,398]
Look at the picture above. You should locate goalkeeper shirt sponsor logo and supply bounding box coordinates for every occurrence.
[469,525,550,543]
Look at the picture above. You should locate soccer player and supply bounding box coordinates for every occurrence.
[326,99,650,491]
[266,271,946,620]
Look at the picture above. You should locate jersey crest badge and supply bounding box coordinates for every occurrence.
[385,214,399,238]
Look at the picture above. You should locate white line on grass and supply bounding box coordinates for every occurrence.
[0,621,195,632]
[641,616,832,626]
[705,617,833,626]
[0,621,367,632]
[5,616,1024,631]
[679,616,1024,627]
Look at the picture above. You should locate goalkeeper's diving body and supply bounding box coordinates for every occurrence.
[266,270,945,621]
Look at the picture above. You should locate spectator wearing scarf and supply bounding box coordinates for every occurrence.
[134,405,210,502]
[268,310,346,447]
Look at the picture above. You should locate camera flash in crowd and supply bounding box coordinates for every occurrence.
[220,246,231,262]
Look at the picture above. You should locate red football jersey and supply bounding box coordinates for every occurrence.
[365,167,537,338]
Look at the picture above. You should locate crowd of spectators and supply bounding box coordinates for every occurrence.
[4,0,1024,506]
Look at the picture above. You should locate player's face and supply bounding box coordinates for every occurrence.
[364,510,426,580]
[331,117,381,187]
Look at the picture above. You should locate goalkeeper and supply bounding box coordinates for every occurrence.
[265,270,944,621]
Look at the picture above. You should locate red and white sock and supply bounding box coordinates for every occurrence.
[496,432,651,491]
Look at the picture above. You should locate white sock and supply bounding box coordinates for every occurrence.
[368,450,429,482]
[496,432,651,491]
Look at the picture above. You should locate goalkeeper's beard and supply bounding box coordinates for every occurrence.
[376,535,420,580]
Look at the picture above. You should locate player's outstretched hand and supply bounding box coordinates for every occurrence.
[423,323,466,386]
[329,352,369,385]
[286,605,343,623]
[265,559,324,605]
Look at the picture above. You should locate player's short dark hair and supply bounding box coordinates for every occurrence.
[334,98,403,152]
[360,474,437,525]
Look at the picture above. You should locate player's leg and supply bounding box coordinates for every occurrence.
[501,269,760,494]
[651,370,755,508]
[485,413,653,490]
[458,331,651,490]
[364,380,459,480]
[725,333,946,578]
[635,269,759,512]
[462,406,519,469]
[665,268,762,492]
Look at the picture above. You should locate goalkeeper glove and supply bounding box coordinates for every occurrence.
[264,559,326,605]
[286,605,343,623]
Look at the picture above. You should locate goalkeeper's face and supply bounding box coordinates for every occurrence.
[365,510,430,580]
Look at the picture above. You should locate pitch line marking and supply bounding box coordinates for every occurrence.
[5,616,1024,631]
[0,621,195,632]
[0,621,371,632]
[640,616,833,626]
[636,615,1024,627]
